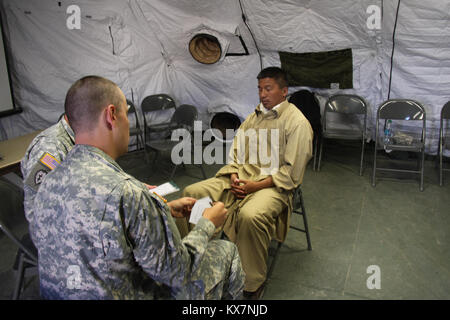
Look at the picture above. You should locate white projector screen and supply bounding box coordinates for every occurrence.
[0,18,16,116]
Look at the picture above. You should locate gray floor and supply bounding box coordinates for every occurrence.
[1,140,449,300]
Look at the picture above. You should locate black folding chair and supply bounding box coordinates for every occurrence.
[0,219,38,299]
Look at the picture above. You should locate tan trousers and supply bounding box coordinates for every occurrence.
[182,176,287,292]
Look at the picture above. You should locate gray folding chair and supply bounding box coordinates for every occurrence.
[372,99,426,191]
[0,218,38,300]
[267,185,312,281]
[146,104,206,180]
[317,94,367,176]
[439,101,450,186]
[141,94,177,144]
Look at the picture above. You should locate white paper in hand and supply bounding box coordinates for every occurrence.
[189,196,213,225]
[151,182,179,197]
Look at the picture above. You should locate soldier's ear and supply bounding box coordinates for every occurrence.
[104,104,116,130]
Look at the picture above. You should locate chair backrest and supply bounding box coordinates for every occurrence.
[441,101,450,148]
[171,104,198,129]
[377,99,425,120]
[376,99,426,143]
[141,94,176,113]
[325,94,367,115]
[323,94,367,131]
[442,101,450,120]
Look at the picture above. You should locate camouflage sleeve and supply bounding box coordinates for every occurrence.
[120,181,215,293]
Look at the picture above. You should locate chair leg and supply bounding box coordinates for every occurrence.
[12,253,25,300]
[140,135,151,164]
[313,136,319,171]
[359,138,365,176]
[317,137,324,171]
[420,149,425,192]
[290,189,313,251]
[199,164,207,180]
[372,140,378,187]
[169,164,178,181]
[298,190,312,251]
[151,150,159,166]
[302,213,312,251]
[440,153,443,187]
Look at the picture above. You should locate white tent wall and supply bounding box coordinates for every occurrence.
[0,0,448,156]
[380,0,450,154]
[243,0,382,139]
[0,0,141,139]
[135,0,261,123]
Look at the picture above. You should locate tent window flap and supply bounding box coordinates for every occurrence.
[279,48,353,89]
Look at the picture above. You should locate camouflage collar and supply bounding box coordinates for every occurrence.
[73,144,122,172]
[61,116,75,143]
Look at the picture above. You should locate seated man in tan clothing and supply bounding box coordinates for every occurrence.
[183,67,313,299]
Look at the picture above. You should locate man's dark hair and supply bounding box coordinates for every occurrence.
[64,76,123,135]
[257,67,288,89]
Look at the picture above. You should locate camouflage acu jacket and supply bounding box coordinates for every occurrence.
[32,144,243,299]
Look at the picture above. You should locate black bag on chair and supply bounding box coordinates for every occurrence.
[288,90,322,140]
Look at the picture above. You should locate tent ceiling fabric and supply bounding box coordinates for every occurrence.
[0,0,449,155]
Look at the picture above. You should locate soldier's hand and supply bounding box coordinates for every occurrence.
[168,197,196,218]
[202,201,228,228]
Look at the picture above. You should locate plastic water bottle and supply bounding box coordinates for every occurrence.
[384,119,393,152]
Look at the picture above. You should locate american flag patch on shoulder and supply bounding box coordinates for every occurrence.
[39,152,60,170]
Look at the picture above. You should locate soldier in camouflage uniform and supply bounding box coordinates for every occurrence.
[21,114,75,241]
[32,76,245,299]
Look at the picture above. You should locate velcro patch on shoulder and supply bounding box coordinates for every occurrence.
[40,152,60,170]
[24,161,51,192]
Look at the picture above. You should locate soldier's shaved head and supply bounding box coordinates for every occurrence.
[64,76,124,135]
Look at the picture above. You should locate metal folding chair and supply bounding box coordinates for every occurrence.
[318,94,368,176]
[146,104,206,180]
[439,101,450,186]
[267,185,312,281]
[0,219,38,300]
[141,94,177,144]
[372,99,426,191]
